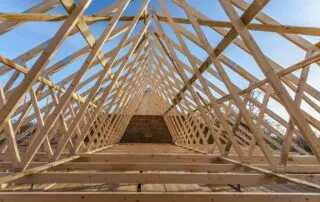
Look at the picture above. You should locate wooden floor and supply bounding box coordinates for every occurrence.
[1,144,319,193]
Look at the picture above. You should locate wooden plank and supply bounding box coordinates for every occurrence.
[0,192,318,202]
[2,12,320,35]
[77,153,215,163]
[1,172,277,184]
[221,157,320,190]
[280,51,313,165]
[0,86,21,166]
[1,161,320,173]
[0,145,114,184]
[0,13,142,22]
[0,155,80,185]
[157,15,320,36]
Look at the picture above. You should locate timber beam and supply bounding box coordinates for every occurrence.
[0,192,319,202]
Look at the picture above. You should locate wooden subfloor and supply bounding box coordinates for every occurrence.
[1,144,319,193]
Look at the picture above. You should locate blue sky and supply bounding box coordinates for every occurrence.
[0,0,320,124]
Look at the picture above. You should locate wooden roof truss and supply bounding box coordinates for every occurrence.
[0,0,320,201]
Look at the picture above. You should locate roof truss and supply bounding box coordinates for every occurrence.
[0,0,320,199]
